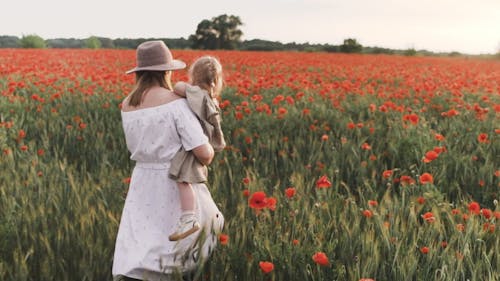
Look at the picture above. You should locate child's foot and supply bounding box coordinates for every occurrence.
[168,214,200,241]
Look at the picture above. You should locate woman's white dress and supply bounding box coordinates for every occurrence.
[112,99,224,280]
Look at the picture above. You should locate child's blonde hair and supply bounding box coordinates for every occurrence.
[189,56,223,98]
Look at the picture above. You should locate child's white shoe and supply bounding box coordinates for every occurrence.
[168,214,200,241]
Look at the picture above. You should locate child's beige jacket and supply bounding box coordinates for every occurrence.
[169,85,226,183]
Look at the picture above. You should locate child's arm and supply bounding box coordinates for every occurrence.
[173,81,188,97]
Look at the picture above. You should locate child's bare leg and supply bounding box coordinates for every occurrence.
[178,182,196,213]
[169,182,200,241]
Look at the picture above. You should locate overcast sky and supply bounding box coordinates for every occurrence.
[2,0,499,54]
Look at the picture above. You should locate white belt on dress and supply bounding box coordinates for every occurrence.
[135,162,170,170]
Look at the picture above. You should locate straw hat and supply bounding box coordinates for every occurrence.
[126,40,186,74]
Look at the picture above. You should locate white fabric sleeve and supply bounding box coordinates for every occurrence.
[174,101,209,151]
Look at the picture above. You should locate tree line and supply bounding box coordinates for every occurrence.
[0,14,476,57]
[0,34,447,56]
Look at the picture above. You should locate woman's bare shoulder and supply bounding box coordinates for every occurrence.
[122,88,184,112]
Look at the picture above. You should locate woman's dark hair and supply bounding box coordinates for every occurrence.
[128,71,171,106]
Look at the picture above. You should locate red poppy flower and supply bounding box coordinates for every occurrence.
[477,133,489,143]
[403,113,419,125]
[468,201,480,215]
[481,208,491,219]
[277,107,287,115]
[441,109,459,117]
[285,187,296,198]
[483,222,495,233]
[316,175,332,188]
[420,246,429,254]
[249,191,268,209]
[434,133,445,141]
[259,261,274,273]
[422,212,435,223]
[368,200,378,207]
[219,234,228,245]
[312,252,329,266]
[400,175,416,186]
[419,173,434,184]
[362,210,373,218]
[79,122,87,129]
[382,170,393,178]
[272,95,284,104]
[417,196,426,204]
[433,146,446,154]
[422,150,438,163]
[267,197,277,211]
[361,142,372,150]
[494,211,500,219]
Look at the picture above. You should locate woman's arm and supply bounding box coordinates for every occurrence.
[192,143,214,165]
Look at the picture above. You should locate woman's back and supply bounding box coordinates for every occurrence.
[121,98,206,164]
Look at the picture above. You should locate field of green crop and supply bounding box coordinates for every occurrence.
[0,49,499,280]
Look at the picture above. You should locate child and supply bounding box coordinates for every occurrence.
[168,56,226,241]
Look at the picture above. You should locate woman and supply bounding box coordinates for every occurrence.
[112,41,224,281]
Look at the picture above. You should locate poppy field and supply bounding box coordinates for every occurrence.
[0,49,499,281]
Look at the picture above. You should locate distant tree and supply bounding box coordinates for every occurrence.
[241,39,285,51]
[323,44,340,53]
[0,36,21,48]
[403,48,417,56]
[190,14,243,49]
[340,38,362,53]
[189,19,220,50]
[46,38,85,48]
[96,37,114,48]
[113,38,144,49]
[163,38,191,49]
[85,36,102,49]
[20,34,46,48]
[363,46,394,55]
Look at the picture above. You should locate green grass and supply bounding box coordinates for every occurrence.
[0,78,498,280]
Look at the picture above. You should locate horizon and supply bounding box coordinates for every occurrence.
[2,0,499,55]
[2,34,490,55]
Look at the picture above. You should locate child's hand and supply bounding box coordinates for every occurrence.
[173,81,187,97]
[212,98,219,107]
